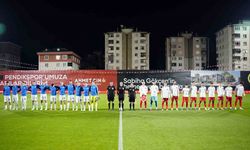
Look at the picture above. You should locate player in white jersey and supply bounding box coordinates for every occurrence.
[234,82,245,110]
[139,82,148,110]
[216,82,225,110]
[171,81,179,111]
[181,85,190,111]
[149,82,159,111]
[198,82,207,110]
[190,82,198,110]
[161,82,171,111]
[224,83,233,110]
[207,82,216,110]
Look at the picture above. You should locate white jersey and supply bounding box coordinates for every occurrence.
[208,87,216,97]
[217,86,225,97]
[139,85,148,97]
[236,85,245,96]
[171,85,179,96]
[150,85,159,97]
[225,86,233,97]
[190,86,198,97]
[199,86,207,98]
[161,86,171,98]
[182,87,190,97]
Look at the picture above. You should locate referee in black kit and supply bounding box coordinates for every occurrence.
[117,82,125,111]
[107,82,116,110]
[128,83,136,111]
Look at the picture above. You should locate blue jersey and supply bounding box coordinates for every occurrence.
[11,86,19,95]
[59,86,67,95]
[3,86,11,96]
[75,86,82,96]
[83,86,90,96]
[50,86,57,96]
[67,84,75,95]
[40,85,48,94]
[90,85,98,96]
[30,85,39,95]
[21,85,28,96]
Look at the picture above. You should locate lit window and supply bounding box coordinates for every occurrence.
[196,44,200,48]
[56,55,61,60]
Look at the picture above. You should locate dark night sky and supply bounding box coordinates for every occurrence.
[0,0,250,69]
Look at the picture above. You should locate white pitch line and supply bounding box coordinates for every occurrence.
[118,110,123,150]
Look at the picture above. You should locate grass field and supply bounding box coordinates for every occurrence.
[0,94,250,150]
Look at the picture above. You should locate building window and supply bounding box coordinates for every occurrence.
[56,63,60,67]
[116,47,120,50]
[140,46,145,50]
[172,63,177,67]
[45,63,49,67]
[243,26,247,31]
[108,33,114,37]
[234,26,240,30]
[196,63,200,67]
[140,59,146,63]
[44,55,49,60]
[135,40,138,43]
[62,55,67,60]
[178,45,182,48]
[141,53,146,57]
[68,62,73,67]
[178,57,182,60]
[141,33,147,37]
[109,46,114,50]
[56,55,61,60]
[135,47,138,50]
[140,39,146,44]
[116,53,120,57]
[171,45,177,48]
[243,34,247,38]
[108,53,114,64]
[171,38,176,42]
[135,60,138,63]
[243,57,247,61]
[179,63,182,66]
[115,34,120,37]
[116,66,120,70]
[243,42,247,46]
[116,60,119,63]
[196,51,200,54]
[196,44,200,48]
[116,40,120,44]
[135,53,138,57]
[63,63,67,67]
[234,41,241,46]
[108,40,114,44]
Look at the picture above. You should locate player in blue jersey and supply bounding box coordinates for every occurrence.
[59,82,67,111]
[67,80,75,111]
[29,81,40,111]
[90,81,99,111]
[83,83,91,111]
[39,83,49,110]
[3,81,11,110]
[49,83,59,110]
[11,82,20,110]
[75,81,83,111]
[20,82,28,110]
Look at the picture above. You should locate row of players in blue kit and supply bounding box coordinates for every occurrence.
[2,80,99,111]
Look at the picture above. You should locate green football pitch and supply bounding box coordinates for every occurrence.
[0,94,250,150]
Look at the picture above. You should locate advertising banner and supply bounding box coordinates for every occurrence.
[240,71,250,91]
[0,70,117,92]
[117,71,191,89]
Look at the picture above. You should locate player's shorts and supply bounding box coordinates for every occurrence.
[129,96,135,102]
[59,95,66,101]
[191,97,197,101]
[182,97,189,102]
[40,94,47,101]
[21,96,27,102]
[90,96,98,103]
[172,96,178,101]
[50,95,57,102]
[162,98,169,102]
[107,95,115,102]
[75,96,81,103]
[209,97,215,101]
[218,96,223,100]
[68,95,75,102]
[118,95,124,101]
[31,95,38,101]
[150,96,158,102]
[4,96,11,102]
[226,96,232,101]
[236,96,243,101]
[200,97,206,101]
[12,95,19,102]
[83,96,89,102]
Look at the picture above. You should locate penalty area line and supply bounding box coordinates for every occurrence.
[118,110,123,150]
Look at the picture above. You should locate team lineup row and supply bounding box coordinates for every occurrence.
[2,80,246,111]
